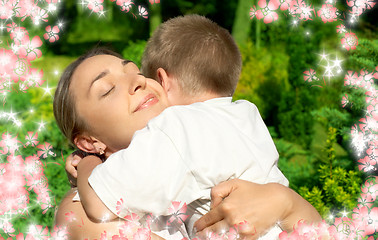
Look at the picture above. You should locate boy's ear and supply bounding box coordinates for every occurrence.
[157,68,173,92]
[74,135,106,154]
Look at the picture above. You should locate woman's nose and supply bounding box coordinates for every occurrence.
[129,76,146,95]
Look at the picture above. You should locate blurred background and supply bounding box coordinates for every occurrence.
[0,0,377,237]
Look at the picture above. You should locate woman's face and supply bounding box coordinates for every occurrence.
[70,54,169,152]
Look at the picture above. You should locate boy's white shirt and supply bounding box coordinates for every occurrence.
[87,97,289,239]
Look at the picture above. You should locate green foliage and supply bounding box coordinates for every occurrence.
[347,38,378,71]
[275,139,318,191]
[278,89,317,148]
[122,40,147,67]
[233,40,290,126]
[299,127,362,218]
[299,186,330,216]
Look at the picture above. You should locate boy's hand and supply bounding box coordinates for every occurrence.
[65,151,86,188]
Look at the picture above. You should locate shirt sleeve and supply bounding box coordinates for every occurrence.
[88,121,202,218]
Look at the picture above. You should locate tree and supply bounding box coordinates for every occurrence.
[149,2,162,35]
[232,0,252,47]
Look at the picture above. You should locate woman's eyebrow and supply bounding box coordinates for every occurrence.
[122,60,133,66]
[88,70,109,95]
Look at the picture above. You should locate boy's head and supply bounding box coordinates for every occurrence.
[141,14,242,99]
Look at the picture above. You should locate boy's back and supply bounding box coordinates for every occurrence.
[89,97,288,238]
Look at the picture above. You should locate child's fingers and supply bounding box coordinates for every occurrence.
[65,154,78,178]
[71,155,82,167]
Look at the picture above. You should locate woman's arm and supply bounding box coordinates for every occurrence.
[194,179,322,239]
[55,189,165,240]
[77,155,118,222]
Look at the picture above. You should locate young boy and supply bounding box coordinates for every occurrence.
[75,15,288,239]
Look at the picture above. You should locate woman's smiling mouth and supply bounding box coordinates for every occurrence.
[134,94,158,112]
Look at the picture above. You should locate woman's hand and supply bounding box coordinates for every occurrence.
[194,179,321,239]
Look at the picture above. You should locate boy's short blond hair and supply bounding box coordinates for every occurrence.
[141,14,242,97]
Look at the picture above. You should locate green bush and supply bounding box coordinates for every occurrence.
[298,127,362,217]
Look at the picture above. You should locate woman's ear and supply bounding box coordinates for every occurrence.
[157,68,174,92]
[74,135,106,154]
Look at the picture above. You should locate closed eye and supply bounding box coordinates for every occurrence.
[102,86,115,97]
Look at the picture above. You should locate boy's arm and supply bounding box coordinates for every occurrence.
[194,179,321,239]
[77,155,118,222]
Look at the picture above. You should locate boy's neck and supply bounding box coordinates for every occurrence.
[170,91,225,105]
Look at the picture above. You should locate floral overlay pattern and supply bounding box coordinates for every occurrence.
[0,0,377,239]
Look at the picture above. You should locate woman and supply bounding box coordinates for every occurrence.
[53,48,321,239]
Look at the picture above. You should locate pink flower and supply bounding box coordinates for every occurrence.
[255,0,280,23]
[23,68,45,89]
[99,231,108,240]
[358,155,377,172]
[18,36,43,61]
[9,27,29,46]
[359,69,374,89]
[16,0,38,20]
[359,177,378,207]
[167,201,189,225]
[15,233,34,240]
[87,0,104,13]
[279,0,291,11]
[37,188,53,214]
[24,155,43,184]
[111,235,127,240]
[0,1,14,20]
[149,0,160,4]
[344,70,360,87]
[124,212,140,222]
[50,225,68,239]
[303,69,317,82]
[332,217,358,239]
[336,24,347,34]
[317,4,338,23]
[358,192,375,208]
[365,90,378,106]
[37,142,55,158]
[341,32,358,51]
[0,133,21,155]
[132,227,151,240]
[288,0,301,15]
[43,25,59,43]
[30,6,49,25]
[359,116,377,133]
[250,6,257,19]
[0,48,18,76]
[116,0,133,12]
[341,94,349,108]
[353,206,378,236]
[116,198,130,216]
[293,1,314,21]
[27,225,49,240]
[24,132,39,147]
[1,221,15,236]
[138,5,148,19]
[64,211,76,222]
[347,0,375,16]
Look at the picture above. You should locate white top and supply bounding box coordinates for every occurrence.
[88,97,288,239]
